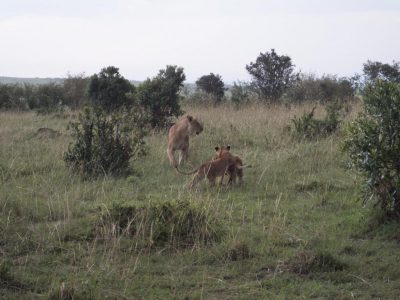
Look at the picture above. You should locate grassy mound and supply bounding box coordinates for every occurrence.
[98,199,224,250]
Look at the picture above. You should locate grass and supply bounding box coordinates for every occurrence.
[1,102,400,299]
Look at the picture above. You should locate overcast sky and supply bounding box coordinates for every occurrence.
[1,0,399,83]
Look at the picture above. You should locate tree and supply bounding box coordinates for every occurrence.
[246,49,299,101]
[363,60,400,83]
[137,65,185,128]
[88,66,134,112]
[195,73,225,102]
[343,81,400,218]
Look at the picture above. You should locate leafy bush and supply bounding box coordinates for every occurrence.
[363,60,400,83]
[284,74,355,104]
[343,81,400,218]
[98,200,224,249]
[195,73,226,103]
[137,65,186,128]
[291,101,343,139]
[230,81,251,104]
[62,73,90,110]
[0,82,67,112]
[246,48,299,102]
[0,83,27,110]
[88,66,135,112]
[27,83,66,113]
[64,106,148,177]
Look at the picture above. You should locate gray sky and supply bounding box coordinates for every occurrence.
[1,0,399,83]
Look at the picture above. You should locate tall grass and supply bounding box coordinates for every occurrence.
[1,101,400,299]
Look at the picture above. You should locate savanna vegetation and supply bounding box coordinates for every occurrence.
[1,52,400,299]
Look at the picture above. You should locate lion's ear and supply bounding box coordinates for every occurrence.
[187,115,193,122]
[227,145,231,151]
[215,146,220,152]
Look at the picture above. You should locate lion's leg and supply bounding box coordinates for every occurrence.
[208,176,216,186]
[219,172,225,186]
[167,147,177,167]
[179,136,189,165]
[228,170,236,185]
[237,169,243,185]
[178,150,188,166]
[188,172,204,189]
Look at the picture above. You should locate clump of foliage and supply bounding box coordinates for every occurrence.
[284,74,355,104]
[98,200,224,249]
[88,66,135,112]
[137,65,186,128]
[62,73,90,110]
[291,101,343,139]
[195,73,226,103]
[64,106,148,178]
[363,60,400,83]
[230,81,251,105]
[0,83,27,110]
[27,83,65,114]
[246,48,299,102]
[343,81,400,218]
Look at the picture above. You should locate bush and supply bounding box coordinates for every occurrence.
[195,73,226,103]
[88,66,135,112]
[230,81,251,105]
[246,49,299,102]
[343,81,400,218]
[363,60,400,83]
[62,73,90,110]
[98,200,224,249]
[28,83,65,113]
[0,83,27,110]
[137,65,186,128]
[64,106,148,178]
[284,74,355,104]
[291,101,343,139]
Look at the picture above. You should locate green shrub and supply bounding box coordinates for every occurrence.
[230,81,251,105]
[28,83,65,114]
[195,73,226,103]
[291,101,343,139]
[98,200,224,249]
[64,106,147,178]
[343,81,400,218]
[0,83,27,110]
[284,74,355,104]
[137,65,185,128]
[88,66,135,112]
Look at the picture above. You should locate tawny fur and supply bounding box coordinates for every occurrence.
[167,115,203,167]
[214,146,244,185]
[175,149,238,189]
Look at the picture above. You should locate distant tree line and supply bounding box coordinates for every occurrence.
[1,50,399,114]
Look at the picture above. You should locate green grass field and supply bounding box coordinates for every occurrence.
[1,103,400,299]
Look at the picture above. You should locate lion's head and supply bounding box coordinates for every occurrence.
[187,115,203,135]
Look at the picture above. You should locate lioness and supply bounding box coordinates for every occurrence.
[214,145,245,185]
[167,115,203,167]
[176,146,243,189]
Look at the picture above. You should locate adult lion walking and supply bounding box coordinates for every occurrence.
[167,115,203,167]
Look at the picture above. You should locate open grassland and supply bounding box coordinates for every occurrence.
[1,103,400,299]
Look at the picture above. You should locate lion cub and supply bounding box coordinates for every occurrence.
[176,146,239,189]
[214,145,244,185]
